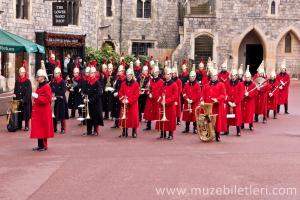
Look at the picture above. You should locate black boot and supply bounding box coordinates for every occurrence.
[143,121,151,131]
[177,117,181,125]
[53,119,57,133]
[277,105,280,114]
[263,116,267,124]
[284,104,289,114]
[236,126,241,137]
[111,120,119,128]
[61,121,65,134]
[24,120,29,131]
[163,131,167,139]
[132,128,137,138]
[119,128,126,138]
[241,123,244,129]
[215,131,220,142]
[70,109,75,118]
[182,122,190,133]
[249,123,254,131]
[267,110,270,118]
[158,131,164,139]
[193,122,197,134]
[273,111,277,119]
[167,131,173,140]
[254,114,258,122]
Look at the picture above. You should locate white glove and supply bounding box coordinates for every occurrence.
[269,93,273,97]
[122,99,128,104]
[149,93,152,98]
[211,98,218,103]
[108,87,114,92]
[200,101,205,106]
[279,86,283,90]
[174,101,178,106]
[84,98,89,103]
[257,86,261,91]
[32,92,38,99]
[52,97,57,101]
[105,87,109,92]
[245,92,249,97]
[188,99,193,104]
[232,102,236,107]
[113,92,118,97]
[12,94,16,98]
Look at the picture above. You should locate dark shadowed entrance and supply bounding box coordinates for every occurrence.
[246,44,263,75]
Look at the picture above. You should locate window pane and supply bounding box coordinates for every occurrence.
[107,0,112,16]
[137,0,143,18]
[144,0,151,18]
[16,0,21,18]
[73,2,79,25]
[68,2,73,25]
[285,33,292,53]
[271,1,276,14]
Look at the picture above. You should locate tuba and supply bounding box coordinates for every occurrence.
[195,103,217,142]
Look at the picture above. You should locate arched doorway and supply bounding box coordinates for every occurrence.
[238,30,265,75]
[194,35,213,64]
[102,41,115,50]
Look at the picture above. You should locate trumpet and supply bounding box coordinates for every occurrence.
[51,93,55,118]
[120,96,128,129]
[85,95,91,120]
[160,93,168,122]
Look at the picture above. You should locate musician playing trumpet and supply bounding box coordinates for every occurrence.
[13,60,32,131]
[267,71,279,119]
[254,65,268,124]
[83,66,104,136]
[182,71,201,134]
[276,61,290,114]
[155,67,178,140]
[119,68,139,138]
[68,67,83,119]
[50,66,69,134]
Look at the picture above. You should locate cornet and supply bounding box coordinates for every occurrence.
[160,93,168,122]
[84,95,91,120]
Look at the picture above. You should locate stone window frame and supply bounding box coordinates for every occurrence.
[136,0,152,19]
[285,33,292,53]
[130,40,156,56]
[267,0,280,17]
[14,0,32,21]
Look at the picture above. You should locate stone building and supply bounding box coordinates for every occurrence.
[173,0,300,75]
[0,0,98,92]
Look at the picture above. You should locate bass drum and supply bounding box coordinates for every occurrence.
[7,112,19,132]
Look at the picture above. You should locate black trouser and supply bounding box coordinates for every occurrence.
[160,131,173,137]
[37,139,47,149]
[87,119,98,134]
[53,119,65,131]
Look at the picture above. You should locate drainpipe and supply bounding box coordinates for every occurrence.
[119,0,123,54]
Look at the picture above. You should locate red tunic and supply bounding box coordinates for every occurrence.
[276,72,290,105]
[119,80,140,128]
[173,77,182,118]
[144,77,164,121]
[254,77,268,116]
[242,81,258,124]
[155,80,178,132]
[202,80,227,132]
[226,80,244,127]
[196,69,209,88]
[267,80,279,111]
[30,82,54,139]
[218,71,230,83]
[182,81,201,122]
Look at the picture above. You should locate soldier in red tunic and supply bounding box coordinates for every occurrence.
[267,71,280,119]
[196,61,208,89]
[201,68,227,142]
[156,68,178,140]
[31,69,54,151]
[119,68,140,138]
[218,59,230,83]
[182,71,201,134]
[224,69,244,136]
[171,65,182,125]
[241,69,257,131]
[143,66,163,130]
[276,61,290,114]
[254,67,268,124]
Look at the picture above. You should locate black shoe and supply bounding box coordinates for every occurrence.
[104,117,109,120]
[222,132,229,135]
[143,127,151,131]
[241,124,244,129]
[249,124,254,131]
[215,134,220,142]
[60,130,65,134]
[254,114,258,122]
[177,122,181,125]
[132,133,137,138]
[182,129,189,133]
[38,148,47,151]
[32,147,41,151]
[54,129,57,133]
[92,131,99,136]
[193,129,197,134]
[70,115,75,119]
[111,125,119,128]
[285,111,289,114]
[237,132,241,137]
[167,136,173,140]
[263,120,267,124]
[24,127,29,131]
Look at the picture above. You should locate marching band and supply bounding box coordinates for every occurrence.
[7,56,292,151]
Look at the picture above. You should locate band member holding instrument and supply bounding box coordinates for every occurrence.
[83,66,104,136]
[156,67,178,140]
[103,61,115,120]
[50,66,69,134]
[218,60,230,83]
[254,66,268,124]
[196,61,208,89]
[241,68,257,131]
[276,60,290,114]
[143,66,163,131]
[238,64,244,82]
[267,71,279,119]
[119,68,140,138]
[68,67,82,118]
[201,68,227,142]
[172,66,182,125]
[31,69,54,151]
[134,59,142,79]
[182,71,201,134]
[13,60,32,131]
[138,64,150,121]
[179,60,189,87]
[224,69,244,137]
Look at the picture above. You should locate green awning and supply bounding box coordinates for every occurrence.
[0,29,45,54]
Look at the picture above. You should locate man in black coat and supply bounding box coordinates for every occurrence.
[83,66,104,136]
[13,63,32,131]
[50,67,69,134]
